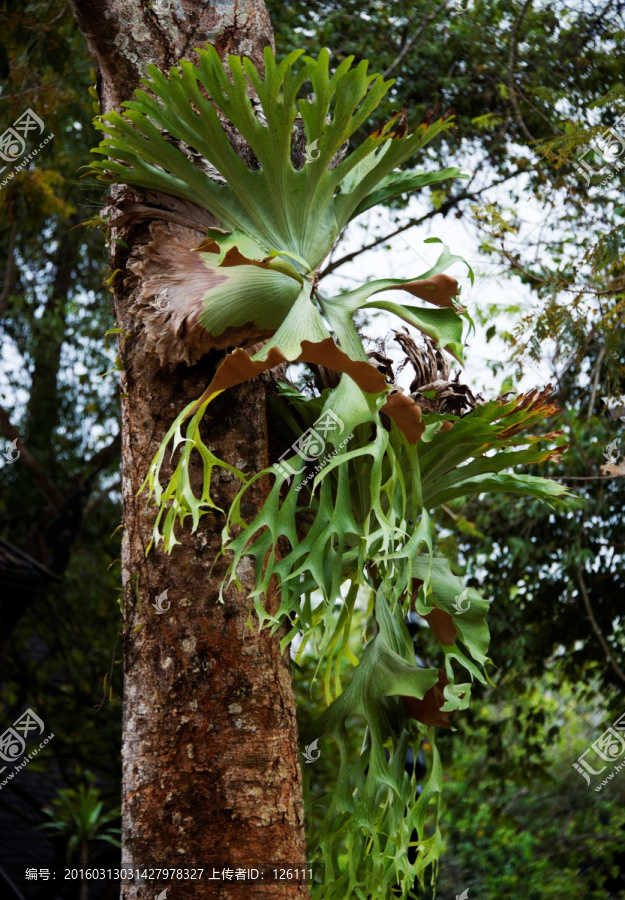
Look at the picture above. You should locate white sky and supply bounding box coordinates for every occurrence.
[322,180,562,399]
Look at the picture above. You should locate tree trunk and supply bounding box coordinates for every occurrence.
[79,840,89,900]
[66,3,309,897]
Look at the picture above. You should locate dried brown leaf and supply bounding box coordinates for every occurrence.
[401,669,452,729]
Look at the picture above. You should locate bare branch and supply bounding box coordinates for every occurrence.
[586,345,607,421]
[507,0,535,143]
[554,475,619,481]
[0,71,90,102]
[84,479,122,518]
[320,171,518,278]
[0,403,63,509]
[0,213,18,318]
[576,565,625,685]
[382,1,449,79]
[80,433,121,479]
[586,313,625,419]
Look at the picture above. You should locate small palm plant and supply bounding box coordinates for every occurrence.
[40,778,121,900]
[90,46,571,899]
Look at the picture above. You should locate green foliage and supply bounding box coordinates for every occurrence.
[0,5,122,871]
[432,684,625,900]
[457,371,625,707]
[0,0,120,535]
[90,46,464,270]
[39,775,121,859]
[142,392,247,551]
[301,593,444,899]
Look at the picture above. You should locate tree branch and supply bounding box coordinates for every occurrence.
[576,565,625,684]
[586,311,625,419]
[320,170,519,278]
[382,1,449,79]
[554,475,620,481]
[0,70,90,102]
[79,433,121,482]
[507,0,535,143]
[84,479,121,518]
[0,209,18,318]
[586,344,607,421]
[0,403,63,509]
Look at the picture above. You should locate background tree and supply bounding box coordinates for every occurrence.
[0,4,124,895]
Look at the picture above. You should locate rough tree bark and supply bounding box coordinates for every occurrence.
[66,2,309,897]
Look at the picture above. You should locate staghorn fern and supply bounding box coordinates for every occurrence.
[90,45,472,550]
[225,382,568,898]
[91,45,571,899]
